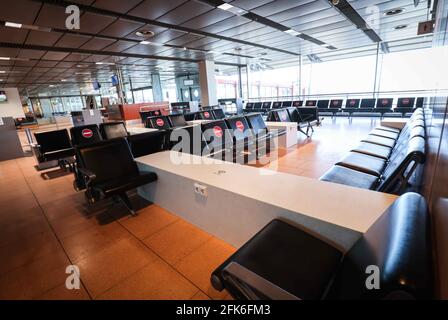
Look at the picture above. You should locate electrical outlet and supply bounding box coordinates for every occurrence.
[194,183,208,197]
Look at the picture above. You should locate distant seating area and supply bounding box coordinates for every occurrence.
[320,109,425,194]
[243,97,425,119]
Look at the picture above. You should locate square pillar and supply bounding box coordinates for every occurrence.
[199,60,218,106]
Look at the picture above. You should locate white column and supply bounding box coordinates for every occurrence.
[198,60,218,106]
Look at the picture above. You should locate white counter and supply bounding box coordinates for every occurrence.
[136,151,397,251]
[127,127,159,135]
[381,118,408,130]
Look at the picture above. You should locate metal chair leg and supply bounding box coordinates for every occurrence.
[119,193,137,216]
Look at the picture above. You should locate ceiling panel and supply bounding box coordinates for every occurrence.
[156,1,214,25]
[78,12,117,34]
[80,38,117,51]
[103,40,137,52]
[99,19,145,38]
[181,8,234,29]
[0,0,41,25]
[128,0,188,20]
[25,31,63,47]
[229,0,274,11]
[166,33,205,46]
[35,4,70,29]
[0,26,28,43]
[92,0,143,13]
[54,34,92,48]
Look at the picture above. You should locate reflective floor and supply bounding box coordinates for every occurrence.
[0,117,377,300]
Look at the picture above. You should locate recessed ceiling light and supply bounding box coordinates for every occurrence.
[0,57,11,60]
[0,71,5,73]
[385,8,404,16]
[135,30,155,38]
[218,3,234,11]
[284,29,301,36]
[5,22,22,28]
[395,24,408,30]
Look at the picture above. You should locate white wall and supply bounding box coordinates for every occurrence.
[0,88,25,119]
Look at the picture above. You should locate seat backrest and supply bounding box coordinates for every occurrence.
[139,111,153,123]
[281,101,293,108]
[245,102,254,109]
[35,129,72,153]
[168,114,187,127]
[195,111,215,120]
[246,113,268,133]
[345,99,360,109]
[226,116,253,142]
[272,101,282,109]
[298,107,319,122]
[360,98,376,109]
[376,98,393,109]
[127,130,169,158]
[273,109,292,122]
[330,99,343,108]
[286,107,299,122]
[415,97,425,109]
[262,102,272,109]
[76,138,139,185]
[70,124,102,146]
[397,97,415,108]
[317,100,329,109]
[329,192,432,299]
[212,108,226,119]
[253,102,263,110]
[170,125,206,156]
[147,116,171,130]
[201,120,233,150]
[100,122,128,140]
[380,136,425,193]
[305,100,317,107]
[292,101,303,107]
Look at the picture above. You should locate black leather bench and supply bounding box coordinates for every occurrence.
[75,138,158,216]
[70,124,103,146]
[211,192,432,300]
[320,110,426,194]
[33,129,75,169]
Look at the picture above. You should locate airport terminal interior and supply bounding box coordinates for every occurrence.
[0,0,448,301]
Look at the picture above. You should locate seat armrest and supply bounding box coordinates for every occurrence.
[219,262,301,300]
[77,167,97,186]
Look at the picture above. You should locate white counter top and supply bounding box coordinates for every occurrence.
[136,151,397,234]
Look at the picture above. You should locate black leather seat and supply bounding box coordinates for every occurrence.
[146,116,171,130]
[369,129,400,140]
[70,124,103,146]
[361,135,396,148]
[34,129,75,165]
[170,125,206,156]
[168,114,187,127]
[351,142,392,160]
[375,126,400,133]
[336,152,387,177]
[212,193,432,300]
[195,111,215,120]
[100,122,128,140]
[212,108,226,119]
[127,130,169,158]
[320,165,379,190]
[75,138,157,215]
[201,120,233,160]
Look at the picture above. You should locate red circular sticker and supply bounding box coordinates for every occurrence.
[382,99,389,105]
[281,114,287,121]
[333,101,338,106]
[350,100,356,106]
[204,112,210,118]
[155,111,160,115]
[156,118,165,127]
[235,121,245,132]
[213,126,223,138]
[81,129,93,139]
[403,99,409,104]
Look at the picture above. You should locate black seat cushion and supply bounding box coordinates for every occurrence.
[212,219,342,300]
[93,172,157,198]
[369,129,399,140]
[361,135,395,148]
[351,142,392,160]
[374,126,400,134]
[328,193,432,299]
[320,165,379,190]
[336,152,387,177]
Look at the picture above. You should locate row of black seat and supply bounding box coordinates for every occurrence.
[267,107,320,137]
[319,108,425,194]
[244,97,425,118]
[211,192,433,299]
[140,108,226,128]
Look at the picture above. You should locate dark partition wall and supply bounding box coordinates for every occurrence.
[422,0,448,299]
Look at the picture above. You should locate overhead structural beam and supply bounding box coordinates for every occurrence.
[32,0,300,57]
[327,0,382,43]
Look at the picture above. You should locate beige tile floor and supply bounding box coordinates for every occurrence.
[0,117,377,300]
